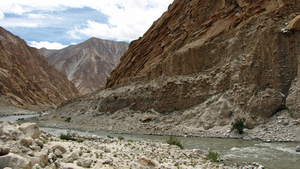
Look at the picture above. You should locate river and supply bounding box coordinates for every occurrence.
[1,115,299,169]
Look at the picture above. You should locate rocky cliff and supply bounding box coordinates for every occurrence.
[39,38,129,95]
[0,27,80,110]
[47,0,300,134]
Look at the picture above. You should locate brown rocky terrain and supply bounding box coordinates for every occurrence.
[45,0,300,139]
[39,38,129,95]
[0,27,80,110]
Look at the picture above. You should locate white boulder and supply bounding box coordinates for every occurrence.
[19,123,40,139]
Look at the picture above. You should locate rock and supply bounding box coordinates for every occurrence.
[102,160,113,165]
[50,144,67,154]
[77,160,82,166]
[48,153,57,163]
[82,158,93,168]
[141,115,152,122]
[0,153,33,169]
[20,137,33,147]
[138,157,157,167]
[35,139,44,148]
[34,151,49,167]
[287,15,300,31]
[54,148,62,158]
[296,145,300,152]
[193,149,203,154]
[19,123,40,139]
[66,152,79,163]
[0,146,10,156]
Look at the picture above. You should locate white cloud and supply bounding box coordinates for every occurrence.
[1,0,173,41]
[29,41,68,50]
[66,0,173,41]
[0,12,4,20]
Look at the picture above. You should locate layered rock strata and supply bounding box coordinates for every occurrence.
[51,0,300,132]
[0,27,80,109]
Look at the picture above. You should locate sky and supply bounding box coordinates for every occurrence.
[0,0,173,49]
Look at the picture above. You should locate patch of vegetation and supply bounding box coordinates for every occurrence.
[205,151,220,163]
[107,135,114,139]
[60,129,75,141]
[231,119,248,134]
[118,136,124,140]
[65,117,71,123]
[166,135,184,149]
[77,139,84,143]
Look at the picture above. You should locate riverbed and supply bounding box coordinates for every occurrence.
[1,115,299,169]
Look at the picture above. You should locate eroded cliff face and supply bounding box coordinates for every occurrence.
[39,38,129,95]
[50,0,300,131]
[0,27,80,109]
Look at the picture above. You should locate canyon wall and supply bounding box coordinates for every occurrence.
[50,0,300,131]
[0,27,80,110]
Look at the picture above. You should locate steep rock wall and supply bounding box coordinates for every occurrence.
[0,27,80,109]
[51,0,300,130]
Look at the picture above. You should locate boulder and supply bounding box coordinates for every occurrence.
[67,152,79,163]
[0,153,33,169]
[34,151,49,167]
[296,145,300,152]
[138,157,157,167]
[0,146,10,156]
[35,139,44,148]
[54,149,62,158]
[287,15,300,31]
[141,115,152,122]
[48,153,57,163]
[82,158,93,168]
[20,137,34,147]
[19,123,40,139]
[50,144,67,154]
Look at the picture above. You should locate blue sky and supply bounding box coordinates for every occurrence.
[0,0,173,49]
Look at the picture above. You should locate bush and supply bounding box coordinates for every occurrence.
[65,117,71,123]
[205,151,220,163]
[107,135,114,139]
[231,119,247,134]
[166,135,184,149]
[60,129,75,140]
[118,136,124,140]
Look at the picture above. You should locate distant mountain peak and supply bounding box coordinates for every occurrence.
[39,38,129,95]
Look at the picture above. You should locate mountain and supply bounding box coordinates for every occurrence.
[44,0,300,136]
[39,38,129,95]
[0,27,80,110]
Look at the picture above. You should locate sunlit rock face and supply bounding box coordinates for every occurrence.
[39,38,129,95]
[52,0,300,130]
[0,27,80,109]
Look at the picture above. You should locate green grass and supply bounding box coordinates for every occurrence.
[205,151,220,163]
[166,136,184,149]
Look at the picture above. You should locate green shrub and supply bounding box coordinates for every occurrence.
[65,117,71,123]
[166,136,184,149]
[60,129,75,140]
[231,119,247,134]
[205,151,220,163]
[118,136,124,140]
[107,135,114,139]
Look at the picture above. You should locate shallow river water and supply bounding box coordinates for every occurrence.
[1,115,299,169]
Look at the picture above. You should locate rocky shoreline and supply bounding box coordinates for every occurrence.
[0,121,269,169]
[34,108,300,143]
